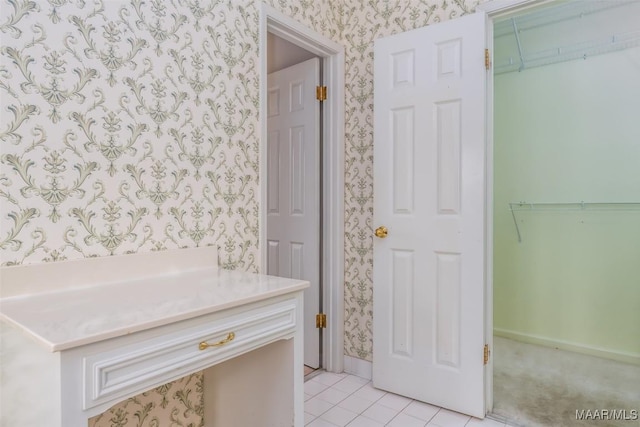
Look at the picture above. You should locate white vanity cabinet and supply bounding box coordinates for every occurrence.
[0,247,308,427]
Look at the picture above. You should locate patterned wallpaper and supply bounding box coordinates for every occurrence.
[88,373,202,427]
[0,0,264,270]
[1,0,483,424]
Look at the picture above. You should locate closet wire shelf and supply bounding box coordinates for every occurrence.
[493,0,640,75]
[508,201,640,243]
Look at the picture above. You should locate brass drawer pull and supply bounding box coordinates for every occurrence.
[199,332,235,350]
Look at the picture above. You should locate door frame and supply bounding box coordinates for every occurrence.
[477,0,555,414]
[259,4,345,373]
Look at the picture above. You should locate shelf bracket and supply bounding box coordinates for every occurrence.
[511,18,526,72]
[510,203,523,243]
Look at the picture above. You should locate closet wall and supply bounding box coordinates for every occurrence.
[493,44,640,362]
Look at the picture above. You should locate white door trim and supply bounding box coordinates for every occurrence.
[477,0,551,414]
[259,4,345,373]
[478,0,554,16]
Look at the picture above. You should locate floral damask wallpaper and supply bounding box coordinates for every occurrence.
[1,0,264,270]
[1,0,484,424]
[87,373,202,427]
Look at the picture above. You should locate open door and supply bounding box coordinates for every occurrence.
[372,12,487,417]
[267,58,321,368]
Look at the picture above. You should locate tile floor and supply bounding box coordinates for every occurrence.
[304,372,512,427]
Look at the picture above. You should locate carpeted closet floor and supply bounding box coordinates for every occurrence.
[492,337,640,427]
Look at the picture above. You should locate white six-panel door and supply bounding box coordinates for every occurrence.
[373,12,487,417]
[267,58,321,368]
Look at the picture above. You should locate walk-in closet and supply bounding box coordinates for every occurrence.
[492,1,640,425]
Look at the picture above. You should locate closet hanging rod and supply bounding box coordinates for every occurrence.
[509,201,640,211]
[508,201,640,243]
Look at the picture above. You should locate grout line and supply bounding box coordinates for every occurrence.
[307,373,500,427]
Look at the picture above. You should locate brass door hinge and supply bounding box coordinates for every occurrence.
[316,85,327,102]
[483,344,490,365]
[485,49,491,71]
[316,313,327,328]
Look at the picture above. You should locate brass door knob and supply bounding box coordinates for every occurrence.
[374,226,388,238]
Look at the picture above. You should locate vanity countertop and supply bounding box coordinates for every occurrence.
[0,267,309,352]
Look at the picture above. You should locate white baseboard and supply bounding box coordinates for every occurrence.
[343,355,372,380]
[494,328,640,366]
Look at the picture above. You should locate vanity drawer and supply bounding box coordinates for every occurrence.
[82,298,297,410]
